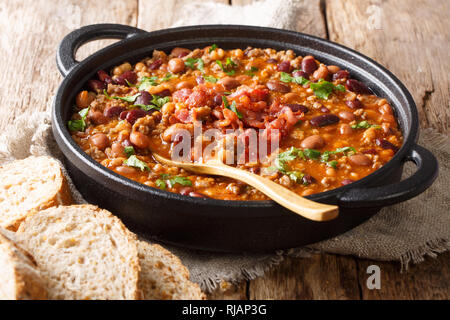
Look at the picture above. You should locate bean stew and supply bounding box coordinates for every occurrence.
[68,46,403,200]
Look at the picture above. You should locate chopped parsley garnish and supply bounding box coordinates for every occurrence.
[310,79,346,100]
[123,155,149,171]
[351,121,381,129]
[68,107,89,132]
[168,176,192,188]
[132,104,161,111]
[245,66,258,77]
[209,44,218,53]
[138,76,159,90]
[203,75,218,83]
[280,72,310,85]
[124,146,135,157]
[155,179,166,190]
[222,96,243,119]
[216,58,237,76]
[185,58,204,71]
[151,95,170,108]
[103,89,141,103]
[161,72,175,82]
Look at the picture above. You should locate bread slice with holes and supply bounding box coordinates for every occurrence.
[16,205,140,300]
[0,227,47,300]
[0,156,72,231]
[137,241,205,300]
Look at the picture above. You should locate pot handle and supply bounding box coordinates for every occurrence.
[338,144,438,208]
[56,23,146,77]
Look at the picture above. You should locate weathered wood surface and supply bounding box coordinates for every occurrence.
[0,0,447,300]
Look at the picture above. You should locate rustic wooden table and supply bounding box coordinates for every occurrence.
[1,0,448,299]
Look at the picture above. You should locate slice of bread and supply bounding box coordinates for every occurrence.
[137,241,205,300]
[0,156,72,230]
[0,228,47,300]
[16,205,140,300]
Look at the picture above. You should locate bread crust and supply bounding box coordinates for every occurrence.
[0,156,73,231]
[0,229,47,300]
[16,205,140,300]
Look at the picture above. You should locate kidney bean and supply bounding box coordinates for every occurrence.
[135,91,152,105]
[111,141,125,157]
[283,103,308,113]
[345,99,363,109]
[89,133,109,150]
[312,65,329,81]
[320,106,330,113]
[266,80,290,93]
[302,174,316,185]
[171,47,191,58]
[218,77,240,90]
[332,70,349,81]
[148,59,162,70]
[327,65,340,74]
[213,94,224,106]
[130,131,149,149]
[196,75,205,84]
[76,91,94,108]
[176,81,194,90]
[104,106,125,118]
[349,154,372,166]
[87,79,105,93]
[345,79,371,94]
[292,70,308,79]
[119,111,128,120]
[301,57,318,75]
[126,108,147,124]
[338,110,356,121]
[156,89,171,97]
[310,114,340,127]
[277,61,291,72]
[88,110,108,125]
[114,70,137,85]
[300,135,325,149]
[267,58,278,64]
[362,149,378,154]
[168,58,185,73]
[189,192,209,198]
[376,138,399,153]
[97,70,112,84]
[341,179,354,186]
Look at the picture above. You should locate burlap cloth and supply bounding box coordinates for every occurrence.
[0,0,448,293]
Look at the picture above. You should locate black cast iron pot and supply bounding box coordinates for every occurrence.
[53,24,438,253]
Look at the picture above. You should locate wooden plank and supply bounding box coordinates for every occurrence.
[248,255,361,299]
[137,0,229,31]
[232,0,326,37]
[356,253,450,300]
[0,0,138,131]
[325,0,449,133]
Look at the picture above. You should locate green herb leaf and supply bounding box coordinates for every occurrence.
[124,146,135,157]
[203,75,218,83]
[123,155,149,171]
[222,96,243,119]
[303,149,321,160]
[132,104,161,111]
[161,73,175,82]
[280,72,310,85]
[168,176,192,188]
[155,179,166,190]
[151,95,170,108]
[209,44,218,53]
[310,80,345,100]
[245,66,258,77]
[103,89,141,103]
[68,107,89,132]
[138,76,159,90]
[327,160,338,169]
[351,121,381,129]
[185,58,204,71]
[217,59,237,76]
[288,171,305,183]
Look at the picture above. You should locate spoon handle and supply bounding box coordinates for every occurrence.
[193,163,339,222]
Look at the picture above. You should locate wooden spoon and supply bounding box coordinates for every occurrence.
[151,153,339,222]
